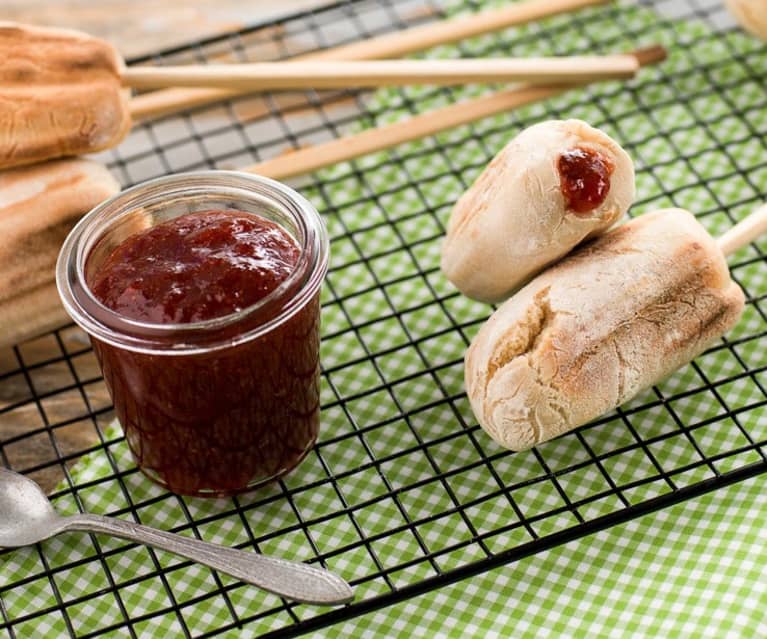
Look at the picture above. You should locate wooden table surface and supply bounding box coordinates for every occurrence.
[5,0,326,58]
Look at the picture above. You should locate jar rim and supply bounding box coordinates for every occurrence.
[56,170,329,355]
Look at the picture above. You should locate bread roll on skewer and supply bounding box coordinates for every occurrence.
[465,209,745,451]
[441,119,634,303]
[0,22,131,170]
[0,159,120,348]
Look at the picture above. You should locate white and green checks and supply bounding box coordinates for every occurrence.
[1,0,766,637]
[317,474,767,638]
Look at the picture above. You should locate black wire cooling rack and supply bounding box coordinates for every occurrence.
[1,0,766,637]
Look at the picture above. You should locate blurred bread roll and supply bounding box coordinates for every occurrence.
[725,0,767,40]
[441,119,635,303]
[0,158,120,348]
[0,22,131,169]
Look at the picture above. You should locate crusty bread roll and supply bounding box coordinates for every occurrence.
[441,119,635,303]
[0,22,131,170]
[725,0,767,41]
[465,208,744,451]
[0,158,120,348]
[0,283,72,350]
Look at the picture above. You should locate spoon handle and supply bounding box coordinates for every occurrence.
[62,513,353,605]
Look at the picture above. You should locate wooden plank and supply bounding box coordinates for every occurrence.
[0,328,114,493]
[3,0,325,58]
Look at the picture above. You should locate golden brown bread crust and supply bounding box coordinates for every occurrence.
[0,22,131,169]
[465,209,745,451]
[0,158,120,347]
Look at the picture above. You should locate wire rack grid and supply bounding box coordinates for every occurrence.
[0,0,766,636]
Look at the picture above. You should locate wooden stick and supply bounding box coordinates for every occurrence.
[244,46,665,181]
[122,56,638,91]
[246,86,567,180]
[128,0,611,119]
[718,204,767,256]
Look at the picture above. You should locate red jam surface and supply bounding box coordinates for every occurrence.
[89,210,320,497]
[91,210,300,323]
[557,147,614,215]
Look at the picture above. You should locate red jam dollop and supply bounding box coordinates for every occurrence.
[91,210,300,323]
[88,210,320,497]
[557,147,614,215]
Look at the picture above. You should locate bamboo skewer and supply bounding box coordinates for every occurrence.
[121,56,638,91]
[244,46,666,181]
[718,204,767,257]
[128,0,612,119]
[247,85,567,180]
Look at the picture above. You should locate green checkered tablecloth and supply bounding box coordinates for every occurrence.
[317,474,767,638]
[1,0,766,636]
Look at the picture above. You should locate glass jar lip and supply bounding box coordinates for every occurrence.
[56,170,329,355]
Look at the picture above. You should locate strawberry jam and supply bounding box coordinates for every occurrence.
[558,147,614,214]
[91,211,301,324]
[88,209,321,496]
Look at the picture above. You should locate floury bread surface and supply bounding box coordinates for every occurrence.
[465,209,745,451]
[0,22,131,169]
[0,158,120,348]
[725,0,767,41]
[441,119,635,303]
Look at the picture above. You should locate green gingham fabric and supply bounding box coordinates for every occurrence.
[2,0,766,637]
[317,475,767,638]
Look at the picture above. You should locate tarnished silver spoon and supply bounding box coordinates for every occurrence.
[0,467,353,605]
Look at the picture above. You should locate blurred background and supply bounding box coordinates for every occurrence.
[8,0,742,60]
[4,0,325,57]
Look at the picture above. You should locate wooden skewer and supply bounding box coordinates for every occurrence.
[247,86,566,180]
[128,0,612,119]
[718,204,767,256]
[243,45,665,181]
[121,56,638,91]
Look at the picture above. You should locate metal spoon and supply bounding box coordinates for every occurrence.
[0,468,353,605]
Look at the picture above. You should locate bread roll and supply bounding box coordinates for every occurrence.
[0,158,120,348]
[725,0,767,41]
[0,283,72,350]
[441,119,635,303]
[465,208,744,451]
[0,22,131,169]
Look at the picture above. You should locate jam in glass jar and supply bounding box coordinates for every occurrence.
[57,171,329,497]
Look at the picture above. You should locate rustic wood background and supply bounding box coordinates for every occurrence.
[4,0,325,58]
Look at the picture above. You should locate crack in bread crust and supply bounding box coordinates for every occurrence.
[487,287,552,383]
[483,287,559,447]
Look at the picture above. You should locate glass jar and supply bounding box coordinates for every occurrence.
[57,171,329,497]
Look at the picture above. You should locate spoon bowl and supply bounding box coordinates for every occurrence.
[0,468,63,547]
[0,467,353,605]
